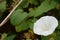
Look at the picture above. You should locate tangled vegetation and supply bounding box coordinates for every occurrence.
[0,0,60,40]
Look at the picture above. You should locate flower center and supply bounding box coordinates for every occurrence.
[41,21,51,31]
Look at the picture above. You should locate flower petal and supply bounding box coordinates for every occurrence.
[33,16,58,36]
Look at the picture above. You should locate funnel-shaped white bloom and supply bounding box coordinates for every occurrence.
[33,16,58,36]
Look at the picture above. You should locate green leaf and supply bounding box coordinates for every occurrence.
[0,1,6,13]
[0,33,7,40]
[41,32,56,40]
[0,1,6,23]
[27,18,37,30]
[41,31,57,40]
[55,0,60,3]
[5,34,16,40]
[10,9,28,25]
[55,29,60,40]
[41,36,49,40]
[29,0,39,5]
[19,0,29,8]
[29,0,57,17]
[15,21,29,32]
[57,20,60,29]
[15,18,37,32]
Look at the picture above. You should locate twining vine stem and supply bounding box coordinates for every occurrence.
[0,0,23,27]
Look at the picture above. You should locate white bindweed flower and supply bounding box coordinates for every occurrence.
[33,16,58,36]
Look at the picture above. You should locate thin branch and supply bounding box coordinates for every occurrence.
[0,0,23,27]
